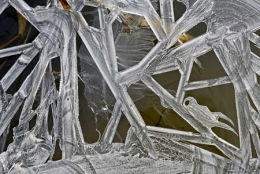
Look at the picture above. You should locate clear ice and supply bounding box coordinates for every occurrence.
[0,0,260,173]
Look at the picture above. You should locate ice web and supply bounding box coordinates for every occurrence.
[1,0,260,173]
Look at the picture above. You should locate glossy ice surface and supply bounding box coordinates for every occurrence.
[1,0,260,173]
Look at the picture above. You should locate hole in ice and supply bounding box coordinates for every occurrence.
[48,106,53,133]
[24,0,48,8]
[0,54,21,80]
[250,135,258,158]
[184,100,190,106]
[248,93,258,114]
[29,115,36,130]
[32,93,41,110]
[51,56,61,73]
[257,75,260,86]
[189,50,228,82]
[81,6,98,28]
[0,6,21,47]
[255,29,260,37]
[52,139,62,161]
[211,126,238,147]
[173,0,186,22]
[185,22,207,38]
[50,57,61,91]
[152,70,181,97]
[250,40,260,58]
[0,7,39,49]
[112,113,130,143]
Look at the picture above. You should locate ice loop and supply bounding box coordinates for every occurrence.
[0,0,260,173]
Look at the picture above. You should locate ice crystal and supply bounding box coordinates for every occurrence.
[1,0,260,173]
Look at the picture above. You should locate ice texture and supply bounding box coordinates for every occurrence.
[0,0,260,173]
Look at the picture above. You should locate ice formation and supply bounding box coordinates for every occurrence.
[1,0,260,173]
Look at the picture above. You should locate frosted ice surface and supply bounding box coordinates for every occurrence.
[0,0,260,173]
